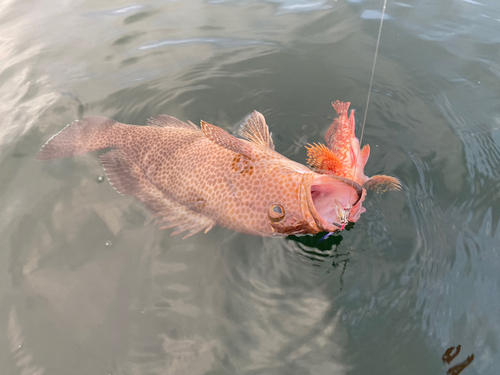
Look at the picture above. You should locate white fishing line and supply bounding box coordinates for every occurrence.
[359,0,388,147]
[345,0,388,224]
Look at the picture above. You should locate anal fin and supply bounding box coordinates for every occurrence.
[99,150,215,238]
[100,150,142,196]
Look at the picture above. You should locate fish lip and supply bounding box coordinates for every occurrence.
[304,173,363,233]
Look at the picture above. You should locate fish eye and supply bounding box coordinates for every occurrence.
[268,204,285,222]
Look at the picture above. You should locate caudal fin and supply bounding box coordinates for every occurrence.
[36,116,121,160]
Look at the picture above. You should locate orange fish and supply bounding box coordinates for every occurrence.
[37,112,363,238]
[306,101,401,221]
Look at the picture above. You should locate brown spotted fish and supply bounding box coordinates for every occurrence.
[37,112,363,238]
[306,101,402,221]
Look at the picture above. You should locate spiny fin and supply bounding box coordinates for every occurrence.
[363,175,402,193]
[99,149,215,238]
[147,115,198,130]
[305,143,343,175]
[201,120,254,158]
[36,116,120,160]
[238,111,274,150]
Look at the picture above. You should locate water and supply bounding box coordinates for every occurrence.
[1,0,499,374]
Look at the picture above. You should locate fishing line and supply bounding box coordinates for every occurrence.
[347,0,388,212]
[359,0,388,147]
[321,0,388,242]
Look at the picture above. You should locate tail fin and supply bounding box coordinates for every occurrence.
[36,116,121,160]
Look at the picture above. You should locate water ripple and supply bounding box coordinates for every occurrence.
[139,37,276,50]
[436,86,500,181]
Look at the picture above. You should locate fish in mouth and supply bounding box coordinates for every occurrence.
[306,100,402,223]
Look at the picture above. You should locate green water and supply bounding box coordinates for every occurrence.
[1,0,499,374]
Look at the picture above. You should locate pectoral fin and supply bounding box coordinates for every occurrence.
[100,150,215,238]
[238,111,275,150]
[363,175,402,193]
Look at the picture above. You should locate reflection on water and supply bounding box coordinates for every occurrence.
[287,228,352,288]
[1,0,499,374]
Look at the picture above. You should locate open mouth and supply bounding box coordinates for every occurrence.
[310,175,362,231]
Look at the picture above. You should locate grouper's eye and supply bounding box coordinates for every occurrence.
[268,204,285,222]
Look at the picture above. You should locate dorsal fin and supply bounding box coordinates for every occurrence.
[200,120,254,158]
[238,111,274,150]
[147,115,198,130]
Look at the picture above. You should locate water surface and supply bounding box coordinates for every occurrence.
[1,0,499,374]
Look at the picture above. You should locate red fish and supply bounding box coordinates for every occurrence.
[306,101,401,221]
[37,112,363,238]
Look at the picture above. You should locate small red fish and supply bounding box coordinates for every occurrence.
[306,101,401,221]
[37,111,363,238]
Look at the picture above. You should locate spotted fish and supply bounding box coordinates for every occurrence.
[306,101,402,221]
[37,112,363,238]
